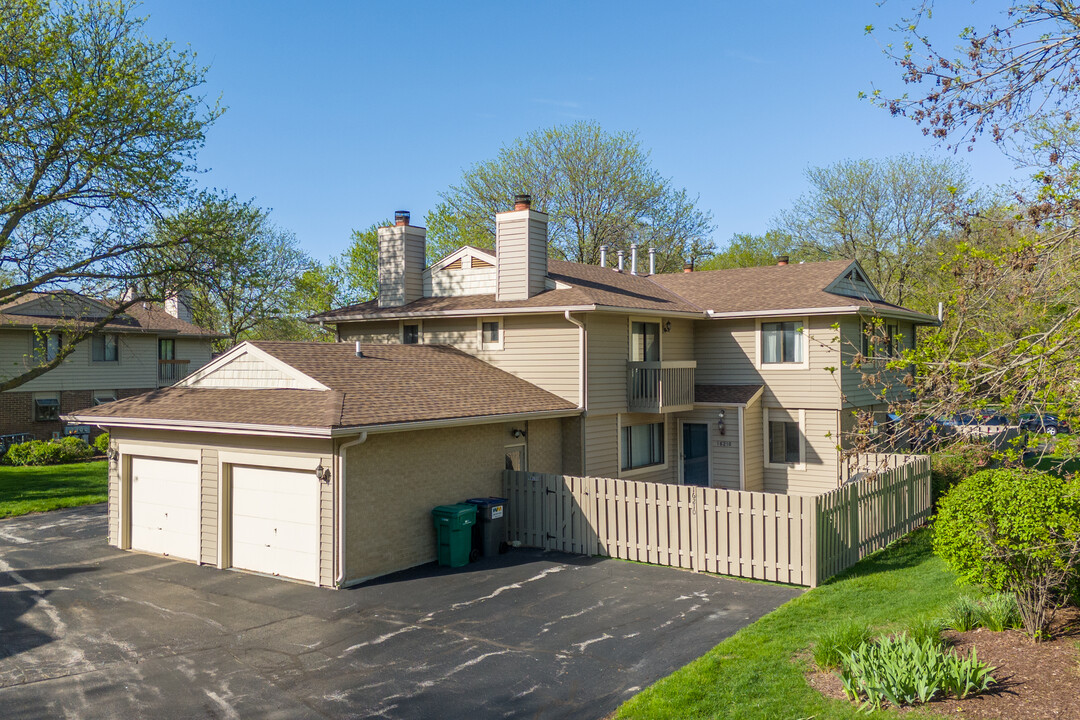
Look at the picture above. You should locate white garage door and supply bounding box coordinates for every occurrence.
[130,456,200,561]
[231,465,320,584]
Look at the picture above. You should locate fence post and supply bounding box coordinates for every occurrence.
[808,494,819,588]
[847,482,859,567]
[692,486,705,572]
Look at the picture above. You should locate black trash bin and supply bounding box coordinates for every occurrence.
[464,497,508,558]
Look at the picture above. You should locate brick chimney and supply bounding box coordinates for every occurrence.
[495,194,548,301]
[377,210,426,307]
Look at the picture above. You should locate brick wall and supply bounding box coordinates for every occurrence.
[0,387,154,440]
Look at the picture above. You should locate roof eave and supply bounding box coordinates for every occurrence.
[62,414,334,438]
[329,407,583,437]
[705,305,938,324]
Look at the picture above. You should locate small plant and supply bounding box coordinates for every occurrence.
[941,595,982,632]
[92,432,110,455]
[838,634,995,711]
[977,593,1022,632]
[4,437,95,466]
[904,615,943,647]
[812,620,873,670]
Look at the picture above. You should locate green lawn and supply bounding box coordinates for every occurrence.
[0,461,108,519]
[1025,453,1080,477]
[615,529,972,720]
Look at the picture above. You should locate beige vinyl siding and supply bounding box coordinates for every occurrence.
[694,317,842,410]
[761,407,839,495]
[527,217,548,297]
[377,226,425,307]
[337,320,399,345]
[495,214,529,301]
[586,313,629,413]
[176,338,213,371]
[840,317,916,408]
[662,318,695,361]
[343,420,562,582]
[107,443,120,545]
[199,447,218,565]
[617,412,677,484]
[584,412,619,478]
[677,409,741,490]
[108,428,335,585]
[187,353,299,388]
[742,400,764,491]
[0,330,159,391]
[477,314,579,404]
[423,317,480,351]
[425,265,496,297]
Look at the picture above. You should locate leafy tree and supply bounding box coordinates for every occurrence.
[696,231,798,270]
[0,0,222,390]
[933,468,1080,639]
[774,155,969,306]
[429,121,715,272]
[186,196,312,350]
[330,222,385,305]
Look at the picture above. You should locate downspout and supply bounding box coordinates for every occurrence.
[334,431,368,587]
[564,310,587,475]
[737,405,746,491]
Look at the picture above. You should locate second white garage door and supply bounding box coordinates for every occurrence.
[231,465,320,584]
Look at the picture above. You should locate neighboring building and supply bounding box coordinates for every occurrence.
[1,290,219,440]
[67,198,936,588]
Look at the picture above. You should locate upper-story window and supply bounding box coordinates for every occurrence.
[862,322,900,358]
[159,338,175,360]
[631,321,660,362]
[402,323,420,345]
[761,321,804,365]
[91,333,119,362]
[480,318,503,351]
[32,331,62,362]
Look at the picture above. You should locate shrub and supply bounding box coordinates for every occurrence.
[813,621,874,670]
[3,437,95,466]
[838,635,995,711]
[930,444,992,505]
[93,432,110,455]
[941,595,982,633]
[933,468,1080,639]
[977,593,1022,632]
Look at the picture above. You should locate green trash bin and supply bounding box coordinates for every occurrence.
[431,503,477,567]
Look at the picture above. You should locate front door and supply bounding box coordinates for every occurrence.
[682,423,709,486]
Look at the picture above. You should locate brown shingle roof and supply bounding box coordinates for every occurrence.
[70,342,578,430]
[695,384,764,405]
[0,292,222,337]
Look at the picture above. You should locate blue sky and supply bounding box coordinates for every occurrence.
[140,1,1020,263]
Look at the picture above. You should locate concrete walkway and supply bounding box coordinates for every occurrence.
[0,505,801,719]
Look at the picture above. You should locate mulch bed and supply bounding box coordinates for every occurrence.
[807,607,1080,719]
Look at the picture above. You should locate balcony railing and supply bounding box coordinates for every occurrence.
[627,361,696,413]
[158,359,192,386]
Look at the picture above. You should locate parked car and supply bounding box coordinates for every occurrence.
[1018,413,1071,435]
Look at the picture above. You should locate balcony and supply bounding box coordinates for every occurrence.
[627,361,696,413]
[158,359,192,386]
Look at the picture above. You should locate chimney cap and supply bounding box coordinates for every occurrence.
[394,210,411,226]
[513,193,532,210]
[776,255,789,266]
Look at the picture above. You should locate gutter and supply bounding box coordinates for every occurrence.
[62,414,333,438]
[334,432,368,587]
[328,407,582,437]
[308,304,705,324]
[706,306,938,325]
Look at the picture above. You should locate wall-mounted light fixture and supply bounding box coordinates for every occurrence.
[662,321,672,333]
[717,408,726,436]
[511,428,527,439]
[315,464,332,483]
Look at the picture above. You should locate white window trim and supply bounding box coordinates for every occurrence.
[399,319,423,345]
[627,316,664,362]
[478,316,504,351]
[677,418,713,487]
[763,407,806,471]
[617,413,669,478]
[756,316,810,370]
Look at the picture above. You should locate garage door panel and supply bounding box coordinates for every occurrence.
[130,457,199,561]
[230,465,319,583]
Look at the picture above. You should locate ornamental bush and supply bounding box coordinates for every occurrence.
[93,432,110,455]
[3,437,95,466]
[933,468,1080,639]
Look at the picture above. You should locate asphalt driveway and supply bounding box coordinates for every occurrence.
[0,505,801,719]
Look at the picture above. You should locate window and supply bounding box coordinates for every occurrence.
[630,321,660,361]
[402,323,420,345]
[158,338,175,360]
[93,390,117,405]
[862,322,901,358]
[479,317,502,350]
[762,321,804,364]
[32,332,62,362]
[769,420,801,464]
[91,333,119,362]
[33,394,59,422]
[621,422,664,471]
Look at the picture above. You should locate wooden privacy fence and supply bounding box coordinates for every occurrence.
[503,454,931,588]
